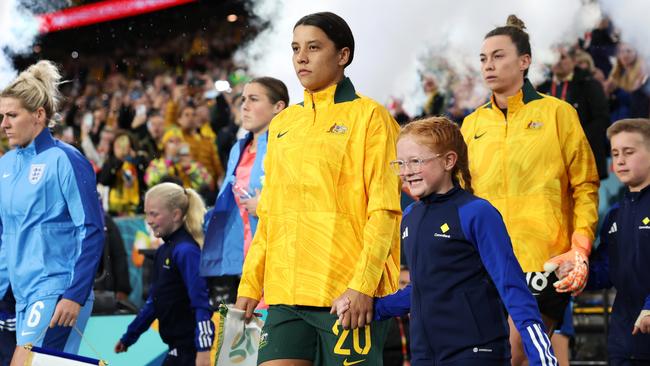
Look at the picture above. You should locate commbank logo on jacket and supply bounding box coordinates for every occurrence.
[28,164,46,184]
[326,123,348,134]
[640,217,650,230]
[434,223,451,238]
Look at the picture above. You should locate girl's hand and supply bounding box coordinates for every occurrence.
[633,310,650,335]
[195,350,210,366]
[114,340,128,353]
[330,296,351,323]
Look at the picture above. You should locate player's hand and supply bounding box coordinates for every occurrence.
[633,310,650,335]
[240,189,260,217]
[545,250,589,296]
[49,298,81,328]
[234,296,260,322]
[195,350,210,366]
[114,340,128,353]
[333,289,373,330]
[544,233,591,296]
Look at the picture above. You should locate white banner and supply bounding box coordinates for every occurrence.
[215,306,264,366]
[27,347,104,366]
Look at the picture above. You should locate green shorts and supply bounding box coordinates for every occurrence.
[257,305,390,366]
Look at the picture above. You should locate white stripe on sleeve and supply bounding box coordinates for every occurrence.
[526,325,548,366]
[533,323,558,366]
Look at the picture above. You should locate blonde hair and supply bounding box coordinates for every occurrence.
[399,117,473,193]
[1,60,62,127]
[607,118,650,145]
[145,182,206,247]
[161,127,184,145]
[609,44,646,92]
[572,49,595,72]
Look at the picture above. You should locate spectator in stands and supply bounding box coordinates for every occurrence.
[214,93,240,168]
[387,97,411,125]
[135,110,166,161]
[144,128,213,194]
[81,122,115,171]
[584,17,619,77]
[574,49,607,89]
[0,134,7,158]
[97,130,149,216]
[419,75,446,118]
[606,43,649,121]
[538,45,611,179]
[177,105,224,193]
[88,107,109,146]
[195,103,218,145]
[201,76,288,305]
[447,75,488,124]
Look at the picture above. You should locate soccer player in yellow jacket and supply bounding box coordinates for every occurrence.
[234,12,401,366]
[461,15,599,365]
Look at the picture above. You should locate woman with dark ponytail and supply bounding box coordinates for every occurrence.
[335,117,556,366]
[235,11,401,366]
[201,76,288,305]
[461,14,599,365]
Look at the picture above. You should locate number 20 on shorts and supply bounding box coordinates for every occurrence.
[331,320,371,355]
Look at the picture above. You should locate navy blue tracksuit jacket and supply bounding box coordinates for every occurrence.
[121,227,214,352]
[588,185,650,362]
[375,187,556,365]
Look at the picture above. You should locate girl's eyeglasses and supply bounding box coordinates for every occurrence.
[389,154,442,175]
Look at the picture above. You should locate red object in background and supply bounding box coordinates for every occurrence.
[38,0,197,34]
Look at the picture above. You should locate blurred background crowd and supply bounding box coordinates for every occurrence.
[3,4,646,215]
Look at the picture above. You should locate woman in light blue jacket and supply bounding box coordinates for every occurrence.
[201,77,288,304]
[0,60,104,363]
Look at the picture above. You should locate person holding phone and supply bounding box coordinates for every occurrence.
[201,77,289,305]
[144,128,213,193]
[97,130,149,216]
[235,12,402,366]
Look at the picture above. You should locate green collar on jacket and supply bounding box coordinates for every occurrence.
[298,77,359,107]
[485,78,543,110]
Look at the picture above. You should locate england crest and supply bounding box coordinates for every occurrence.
[29,164,46,185]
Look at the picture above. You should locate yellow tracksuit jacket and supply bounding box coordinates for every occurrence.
[238,78,402,306]
[461,80,599,272]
